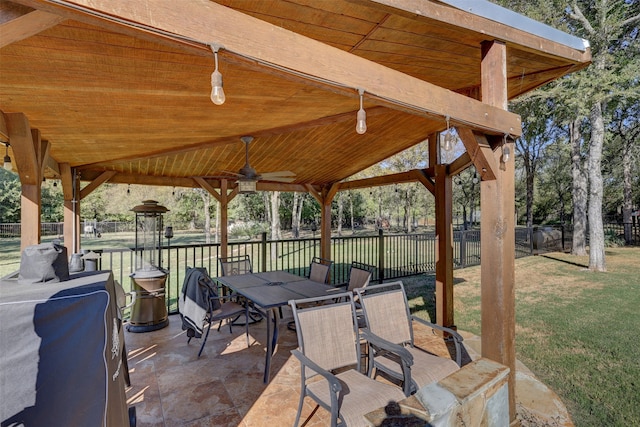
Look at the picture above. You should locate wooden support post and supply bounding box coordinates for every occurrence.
[5,113,44,250]
[60,163,80,254]
[219,179,229,259]
[480,39,517,423]
[434,164,454,329]
[320,195,332,261]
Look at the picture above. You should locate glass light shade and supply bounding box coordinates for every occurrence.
[238,179,257,193]
[3,154,11,171]
[210,70,225,105]
[356,108,367,134]
[442,132,455,151]
[502,145,511,162]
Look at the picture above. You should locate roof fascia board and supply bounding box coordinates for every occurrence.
[363,0,591,63]
[22,0,522,136]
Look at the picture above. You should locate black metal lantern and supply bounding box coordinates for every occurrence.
[128,200,170,332]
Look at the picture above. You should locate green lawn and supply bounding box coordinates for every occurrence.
[403,247,640,427]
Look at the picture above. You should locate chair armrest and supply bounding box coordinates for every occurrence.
[361,329,413,366]
[411,316,464,366]
[291,349,342,393]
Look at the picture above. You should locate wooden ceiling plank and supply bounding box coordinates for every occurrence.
[24,0,522,136]
[79,170,116,200]
[0,3,65,48]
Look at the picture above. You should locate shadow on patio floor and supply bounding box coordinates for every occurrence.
[124,309,572,426]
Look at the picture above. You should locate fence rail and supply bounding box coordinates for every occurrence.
[3,220,638,316]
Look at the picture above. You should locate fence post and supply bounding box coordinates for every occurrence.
[378,228,384,283]
[261,232,267,272]
[561,224,565,251]
[459,230,466,268]
[529,227,534,255]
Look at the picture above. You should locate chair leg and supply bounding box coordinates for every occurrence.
[198,321,212,358]
[293,385,305,427]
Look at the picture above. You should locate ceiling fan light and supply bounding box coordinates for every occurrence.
[238,179,257,194]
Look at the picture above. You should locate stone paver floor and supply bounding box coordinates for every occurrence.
[124,309,572,426]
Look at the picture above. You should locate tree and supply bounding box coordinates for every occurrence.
[0,169,20,223]
[566,0,640,271]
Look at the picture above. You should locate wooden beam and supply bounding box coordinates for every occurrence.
[24,0,522,136]
[79,170,116,200]
[339,170,419,191]
[193,176,222,203]
[447,152,473,177]
[305,184,322,204]
[412,169,435,196]
[428,132,439,168]
[456,127,498,181]
[434,164,454,329]
[4,112,39,185]
[0,2,64,48]
[0,112,8,142]
[480,39,516,423]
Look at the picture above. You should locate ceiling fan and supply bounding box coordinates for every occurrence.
[219,136,296,193]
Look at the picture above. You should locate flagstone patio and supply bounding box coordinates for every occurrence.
[124,310,572,426]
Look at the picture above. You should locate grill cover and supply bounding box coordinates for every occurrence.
[0,271,131,427]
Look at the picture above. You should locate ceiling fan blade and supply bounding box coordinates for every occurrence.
[259,171,296,178]
[260,175,296,183]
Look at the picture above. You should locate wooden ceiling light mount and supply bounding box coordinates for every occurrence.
[209,43,226,105]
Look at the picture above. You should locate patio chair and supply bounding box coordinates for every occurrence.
[308,256,333,283]
[218,254,252,276]
[289,292,405,427]
[218,255,263,324]
[287,256,334,331]
[356,281,463,396]
[179,267,249,357]
[338,261,375,294]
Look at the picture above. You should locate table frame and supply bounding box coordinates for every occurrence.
[214,271,340,383]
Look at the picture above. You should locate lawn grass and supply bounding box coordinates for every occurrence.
[435,247,640,427]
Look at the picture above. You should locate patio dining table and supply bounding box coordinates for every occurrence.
[214,270,341,383]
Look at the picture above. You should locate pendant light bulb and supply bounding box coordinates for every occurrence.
[442,116,455,152]
[210,44,225,105]
[356,89,367,135]
[502,144,511,163]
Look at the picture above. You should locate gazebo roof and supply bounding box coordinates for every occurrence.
[1,0,590,190]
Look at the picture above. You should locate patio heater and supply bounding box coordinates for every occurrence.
[127,200,169,333]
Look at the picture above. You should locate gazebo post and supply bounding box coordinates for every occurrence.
[435,163,455,329]
[5,113,45,251]
[61,163,80,255]
[480,39,517,422]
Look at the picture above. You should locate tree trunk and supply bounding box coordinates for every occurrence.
[588,102,606,271]
[622,145,632,244]
[263,192,271,224]
[404,189,413,233]
[270,191,281,261]
[349,192,355,234]
[292,192,300,238]
[202,192,211,244]
[571,119,588,256]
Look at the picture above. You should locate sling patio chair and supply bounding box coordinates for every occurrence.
[356,281,463,396]
[218,254,252,276]
[338,261,375,294]
[289,292,405,427]
[308,256,333,283]
[179,266,249,357]
[287,256,334,331]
